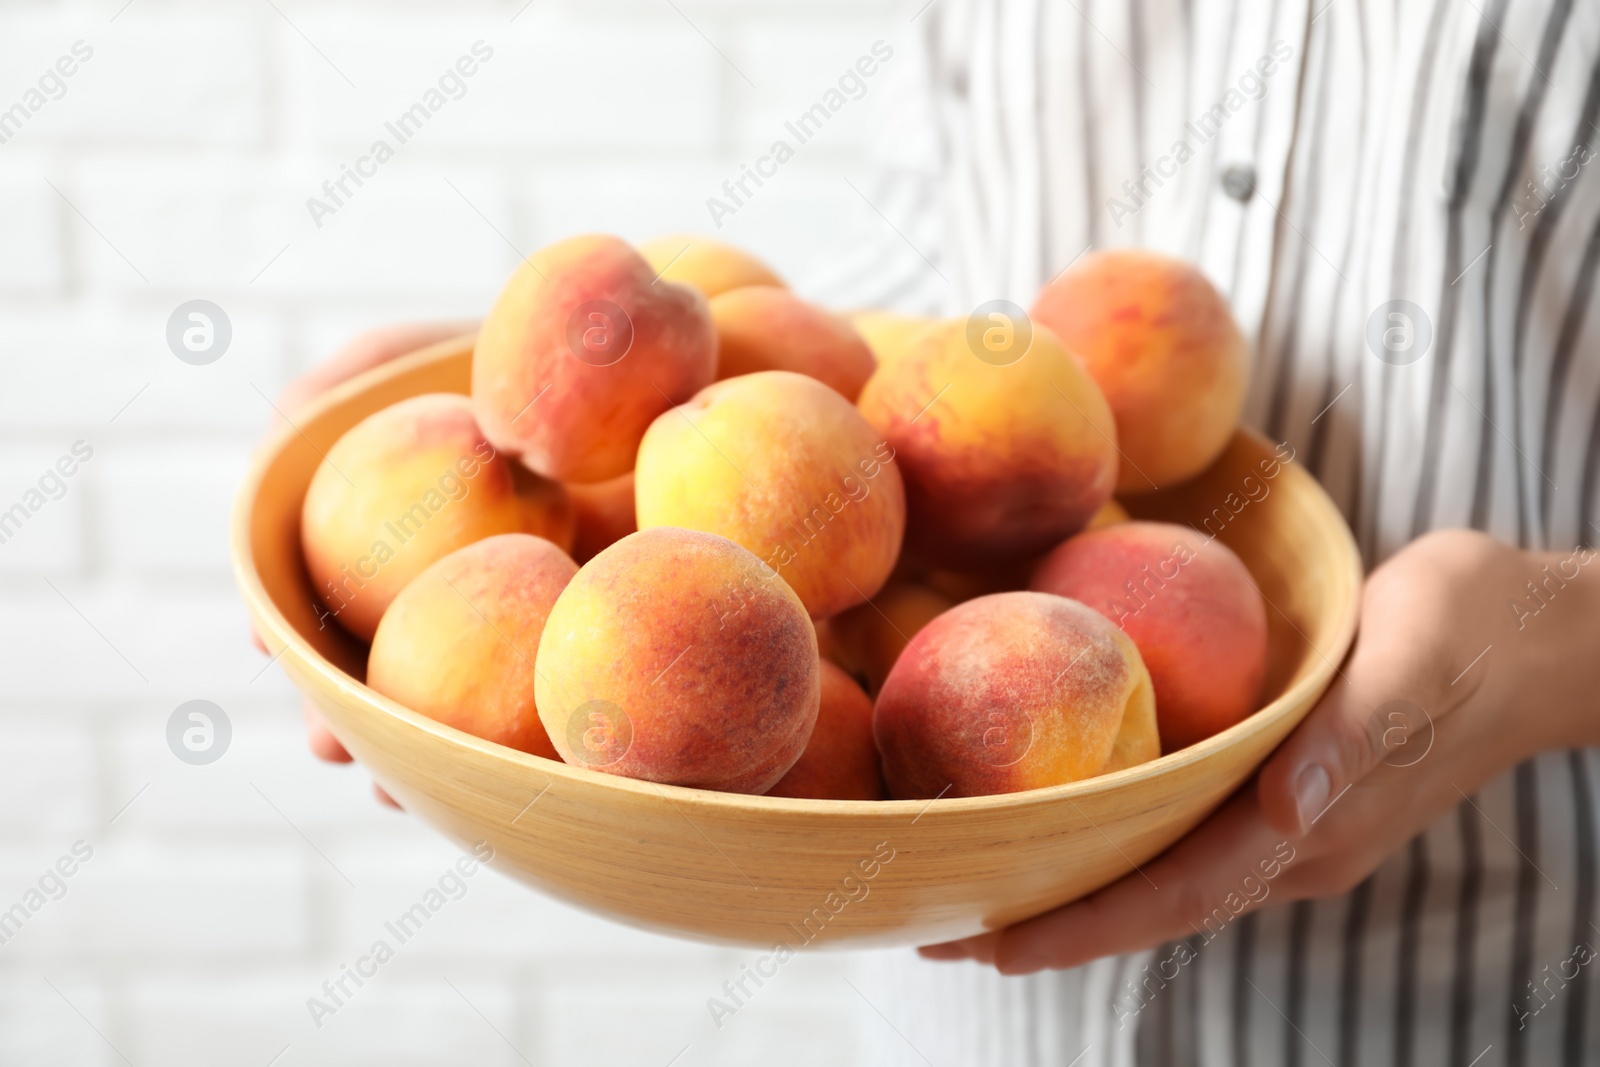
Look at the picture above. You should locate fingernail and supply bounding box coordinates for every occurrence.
[1000,953,1046,975]
[1293,763,1330,829]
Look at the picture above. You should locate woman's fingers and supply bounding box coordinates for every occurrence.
[303,700,353,763]
[373,783,402,809]
[919,930,1000,963]
[922,786,1292,975]
[269,321,476,804]
[1255,537,1485,840]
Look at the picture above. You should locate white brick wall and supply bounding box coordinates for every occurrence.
[0,0,933,1062]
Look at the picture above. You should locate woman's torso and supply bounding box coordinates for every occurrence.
[845,0,1600,1063]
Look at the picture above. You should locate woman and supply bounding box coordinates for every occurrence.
[263,0,1600,1062]
[850,2,1600,1065]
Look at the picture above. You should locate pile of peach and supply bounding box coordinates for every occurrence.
[301,234,1268,801]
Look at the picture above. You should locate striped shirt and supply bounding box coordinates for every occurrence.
[834,1,1600,1064]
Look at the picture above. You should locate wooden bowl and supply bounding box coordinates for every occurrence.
[232,334,1361,949]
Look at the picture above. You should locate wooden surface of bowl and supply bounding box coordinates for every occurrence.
[231,333,1362,949]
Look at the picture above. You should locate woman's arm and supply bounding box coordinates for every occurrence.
[922,528,1600,973]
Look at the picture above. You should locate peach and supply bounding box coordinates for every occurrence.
[820,582,953,696]
[848,310,936,368]
[1030,249,1246,492]
[534,527,820,794]
[635,371,905,619]
[710,287,876,400]
[856,320,1117,567]
[301,393,574,642]
[367,534,578,758]
[638,233,784,298]
[1030,521,1267,751]
[874,591,1154,798]
[922,560,1034,605]
[566,470,636,563]
[1103,673,1161,771]
[472,234,717,484]
[767,661,886,800]
[1087,498,1131,530]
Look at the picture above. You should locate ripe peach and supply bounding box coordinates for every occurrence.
[534,527,820,794]
[1087,498,1131,530]
[856,320,1117,567]
[820,582,953,696]
[1030,249,1246,493]
[1030,521,1267,751]
[472,234,717,484]
[637,233,784,298]
[301,393,573,642]
[367,534,578,758]
[766,661,886,801]
[710,287,876,400]
[922,560,1034,605]
[1104,675,1161,771]
[566,470,636,563]
[848,310,935,368]
[874,592,1154,798]
[634,371,905,619]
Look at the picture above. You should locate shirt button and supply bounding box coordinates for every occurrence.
[1221,164,1256,202]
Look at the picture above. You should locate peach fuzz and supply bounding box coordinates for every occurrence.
[638,233,784,298]
[1030,248,1246,493]
[710,287,876,401]
[848,310,936,369]
[301,393,573,642]
[634,371,905,619]
[566,470,636,563]
[856,321,1118,567]
[819,582,953,697]
[367,534,578,759]
[766,661,886,801]
[873,591,1154,798]
[534,527,820,794]
[472,234,716,484]
[1030,521,1267,752]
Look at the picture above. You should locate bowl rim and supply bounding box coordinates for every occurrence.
[231,333,1364,820]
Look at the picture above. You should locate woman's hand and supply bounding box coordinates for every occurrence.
[249,321,478,806]
[920,528,1600,974]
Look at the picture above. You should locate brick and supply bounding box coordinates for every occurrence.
[0,157,63,290]
[0,444,91,575]
[297,977,522,1066]
[122,973,307,1067]
[0,710,98,836]
[327,838,715,963]
[95,442,251,574]
[0,976,115,1067]
[0,12,265,147]
[0,582,267,701]
[49,156,503,300]
[521,161,746,246]
[281,10,720,153]
[0,306,286,432]
[700,164,873,292]
[535,960,862,1067]
[0,839,312,960]
[726,14,899,152]
[103,697,394,835]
